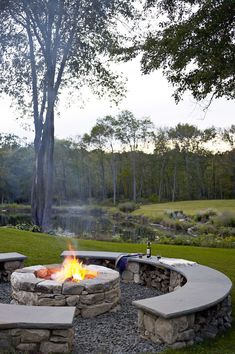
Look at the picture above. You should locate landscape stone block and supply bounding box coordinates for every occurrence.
[4,261,22,271]
[62,282,84,295]
[52,329,74,338]
[80,292,104,305]
[16,343,38,351]
[121,270,134,282]
[66,295,80,306]
[40,341,69,353]
[81,302,113,318]
[36,280,62,294]
[143,314,155,334]
[14,329,50,343]
[127,262,140,274]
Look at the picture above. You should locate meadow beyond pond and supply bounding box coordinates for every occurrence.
[0,227,234,354]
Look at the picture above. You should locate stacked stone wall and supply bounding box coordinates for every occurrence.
[138,295,232,349]
[121,262,186,293]
[11,266,120,318]
[116,260,232,348]
[0,327,74,353]
[0,260,24,282]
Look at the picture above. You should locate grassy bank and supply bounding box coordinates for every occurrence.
[133,199,235,218]
[0,227,234,354]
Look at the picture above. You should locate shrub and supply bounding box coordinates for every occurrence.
[161,217,194,231]
[14,223,41,232]
[164,209,188,220]
[194,208,218,222]
[148,194,159,203]
[195,223,217,235]
[118,202,139,213]
[213,211,235,227]
[99,199,114,207]
[151,215,163,224]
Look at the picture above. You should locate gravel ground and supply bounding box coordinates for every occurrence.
[72,282,165,354]
[0,282,11,304]
[0,282,165,354]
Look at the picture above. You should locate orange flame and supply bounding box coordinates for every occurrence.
[53,244,98,282]
[53,256,98,283]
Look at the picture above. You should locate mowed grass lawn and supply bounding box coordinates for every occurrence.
[133,199,235,218]
[0,227,234,354]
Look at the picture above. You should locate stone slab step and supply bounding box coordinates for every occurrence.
[0,304,75,329]
[0,252,27,262]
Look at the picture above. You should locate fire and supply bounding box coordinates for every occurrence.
[52,256,98,283]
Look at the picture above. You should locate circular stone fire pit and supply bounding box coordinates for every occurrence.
[11,264,120,318]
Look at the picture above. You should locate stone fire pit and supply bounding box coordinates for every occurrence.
[11,264,120,318]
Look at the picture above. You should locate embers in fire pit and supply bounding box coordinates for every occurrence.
[35,256,98,283]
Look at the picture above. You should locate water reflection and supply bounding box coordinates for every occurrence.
[0,207,155,243]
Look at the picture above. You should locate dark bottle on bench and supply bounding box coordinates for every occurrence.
[146,241,151,258]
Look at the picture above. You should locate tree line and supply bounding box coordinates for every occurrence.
[1,113,235,206]
[1,0,233,230]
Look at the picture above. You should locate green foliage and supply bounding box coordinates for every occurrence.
[213,211,235,228]
[160,216,194,231]
[158,234,235,249]
[14,223,41,233]
[195,223,217,235]
[1,124,235,205]
[194,208,218,222]
[118,202,139,213]
[138,0,235,102]
[0,0,138,229]
[148,194,159,203]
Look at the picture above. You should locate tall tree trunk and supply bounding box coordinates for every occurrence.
[111,154,117,205]
[158,158,165,202]
[172,164,177,202]
[100,152,106,200]
[184,153,191,199]
[132,151,137,202]
[31,102,55,231]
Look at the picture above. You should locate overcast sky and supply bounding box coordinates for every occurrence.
[1,57,235,142]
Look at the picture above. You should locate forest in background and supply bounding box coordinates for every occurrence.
[1,113,235,206]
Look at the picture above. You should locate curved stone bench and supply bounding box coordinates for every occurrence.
[61,251,233,349]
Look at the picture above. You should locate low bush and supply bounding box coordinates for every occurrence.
[158,233,235,248]
[164,209,186,219]
[195,223,217,235]
[151,215,164,224]
[194,208,218,222]
[213,211,235,227]
[148,194,159,203]
[161,217,195,231]
[99,198,115,207]
[14,223,41,232]
[118,202,139,213]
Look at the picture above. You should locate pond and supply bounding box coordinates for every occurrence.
[0,207,156,243]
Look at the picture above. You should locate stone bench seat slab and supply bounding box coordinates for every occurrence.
[0,252,27,262]
[133,261,232,318]
[0,304,75,329]
[61,251,126,260]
